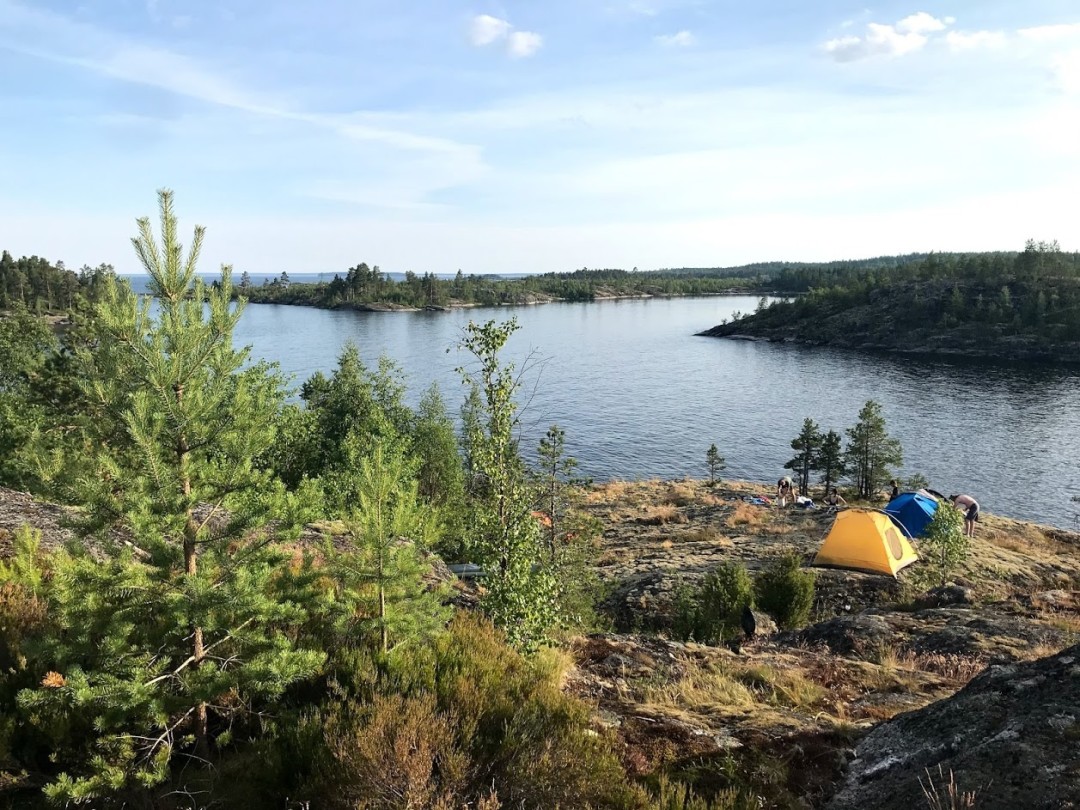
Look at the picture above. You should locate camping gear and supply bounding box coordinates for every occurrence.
[885,492,939,538]
[814,509,919,577]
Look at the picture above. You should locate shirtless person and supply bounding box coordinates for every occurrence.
[776,477,794,507]
[950,494,980,538]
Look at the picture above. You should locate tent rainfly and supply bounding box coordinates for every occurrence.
[814,509,919,577]
[884,492,939,538]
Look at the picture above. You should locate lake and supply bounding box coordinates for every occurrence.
[226,295,1080,529]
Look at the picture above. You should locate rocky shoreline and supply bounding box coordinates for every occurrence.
[697,324,1080,365]
[244,288,775,313]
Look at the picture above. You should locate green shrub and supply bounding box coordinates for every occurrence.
[671,579,701,642]
[754,553,816,630]
[921,505,968,588]
[268,613,645,810]
[697,563,754,643]
[672,563,754,644]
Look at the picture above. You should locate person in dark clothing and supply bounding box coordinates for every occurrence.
[824,487,846,508]
[741,604,756,641]
[889,480,900,501]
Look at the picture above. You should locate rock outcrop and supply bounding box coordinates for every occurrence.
[0,487,79,555]
[827,643,1080,809]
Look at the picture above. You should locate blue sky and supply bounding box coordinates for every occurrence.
[1,0,1079,274]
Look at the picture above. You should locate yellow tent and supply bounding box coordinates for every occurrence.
[814,509,919,577]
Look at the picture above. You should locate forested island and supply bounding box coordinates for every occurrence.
[239,263,767,308]
[699,242,1080,363]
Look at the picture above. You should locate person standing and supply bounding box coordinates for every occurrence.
[950,494,980,538]
[777,477,794,507]
[889,480,900,501]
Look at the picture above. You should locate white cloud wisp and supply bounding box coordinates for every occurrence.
[469,13,543,58]
[824,12,954,61]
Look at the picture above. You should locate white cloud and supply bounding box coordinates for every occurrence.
[825,11,956,61]
[507,30,543,58]
[469,14,542,58]
[945,30,1007,51]
[896,12,951,35]
[656,30,696,47]
[469,14,511,47]
[1017,23,1080,43]
[824,24,927,61]
[1052,50,1080,94]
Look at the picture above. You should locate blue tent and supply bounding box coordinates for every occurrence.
[885,492,939,538]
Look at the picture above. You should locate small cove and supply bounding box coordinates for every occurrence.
[220,293,1080,529]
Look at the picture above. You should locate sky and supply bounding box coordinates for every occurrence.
[1,0,1079,275]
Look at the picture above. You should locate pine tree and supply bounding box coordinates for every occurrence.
[705,444,725,486]
[412,383,467,558]
[457,319,558,649]
[301,344,407,484]
[413,383,465,508]
[534,424,579,561]
[784,418,822,496]
[460,385,484,494]
[325,435,450,654]
[844,400,903,499]
[817,430,845,495]
[18,190,325,800]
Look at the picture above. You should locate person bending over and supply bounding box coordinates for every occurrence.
[950,493,980,538]
[776,477,794,508]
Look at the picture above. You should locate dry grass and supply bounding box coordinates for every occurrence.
[725,502,770,529]
[1013,641,1068,662]
[644,657,825,715]
[903,652,986,683]
[987,534,1030,554]
[677,526,728,546]
[585,479,657,507]
[1044,613,1080,634]
[662,483,697,507]
[737,663,826,710]
[864,643,985,686]
[639,505,689,526]
[644,662,757,709]
[919,766,981,810]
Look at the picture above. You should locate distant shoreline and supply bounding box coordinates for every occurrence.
[697,327,1080,366]
[241,288,780,313]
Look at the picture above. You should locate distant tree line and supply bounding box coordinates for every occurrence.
[240,262,763,309]
[0,251,116,313]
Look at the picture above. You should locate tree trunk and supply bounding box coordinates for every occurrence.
[176,384,208,755]
[379,547,388,655]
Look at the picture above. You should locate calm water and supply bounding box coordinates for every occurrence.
[227,296,1080,529]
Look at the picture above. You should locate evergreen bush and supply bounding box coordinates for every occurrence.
[671,562,754,643]
[754,553,816,630]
